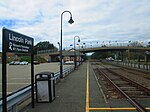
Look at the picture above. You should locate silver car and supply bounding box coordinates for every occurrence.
[20,61,28,65]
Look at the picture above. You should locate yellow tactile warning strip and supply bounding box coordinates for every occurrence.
[85,62,150,111]
[86,62,89,112]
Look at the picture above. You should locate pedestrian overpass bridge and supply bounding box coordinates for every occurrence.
[37,46,150,56]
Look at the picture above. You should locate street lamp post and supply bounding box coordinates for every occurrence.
[57,42,60,63]
[60,10,74,79]
[128,41,131,63]
[74,35,80,69]
[78,44,81,65]
[57,42,60,51]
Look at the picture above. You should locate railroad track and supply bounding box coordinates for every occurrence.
[91,62,150,112]
[120,67,150,80]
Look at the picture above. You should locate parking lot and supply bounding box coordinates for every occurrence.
[0,62,73,97]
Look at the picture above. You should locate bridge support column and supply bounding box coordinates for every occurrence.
[138,56,141,69]
[48,56,52,62]
[128,49,130,62]
[121,51,124,62]
[145,54,148,70]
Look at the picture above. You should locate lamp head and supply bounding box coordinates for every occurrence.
[68,17,74,24]
[78,39,80,42]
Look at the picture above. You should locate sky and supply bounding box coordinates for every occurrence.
[0,0,150,51]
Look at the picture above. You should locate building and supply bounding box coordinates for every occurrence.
[37,48,85,62]
[62,48,84,62]
[0,52,16,63]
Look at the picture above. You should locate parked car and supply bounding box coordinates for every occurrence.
[20,61,28,65]
[9,61,20,65]
[9,61,15,65]
[34,61,40,65]
[65,61,74,65]
[106,57,114,61]
[14,61,20,65]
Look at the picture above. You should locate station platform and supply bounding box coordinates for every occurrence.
[25,62,108,112]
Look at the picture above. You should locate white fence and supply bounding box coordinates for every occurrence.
[111,61,150,71]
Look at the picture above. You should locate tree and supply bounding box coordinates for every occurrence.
[129,41,143,47]
[91,51,115,59]
[147,42,150,47]
[34,41,58,54]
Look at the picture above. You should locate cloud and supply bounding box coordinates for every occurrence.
[0,0,150,51]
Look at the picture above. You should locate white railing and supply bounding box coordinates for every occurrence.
[110,61,150,71]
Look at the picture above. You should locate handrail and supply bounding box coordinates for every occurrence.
[0,86,31,112]
[0,65,75,112]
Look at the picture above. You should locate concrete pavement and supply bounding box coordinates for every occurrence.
[24,62,108,112]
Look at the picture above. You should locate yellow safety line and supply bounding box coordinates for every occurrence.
[86,62,89,112]
[89,107,136,111]
[89,107,150,111]
[146,108,150,110]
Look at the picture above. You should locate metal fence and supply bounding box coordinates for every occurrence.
[110,61,150,71]
[0,66,75,112]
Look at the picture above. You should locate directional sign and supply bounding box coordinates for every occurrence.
[3,28,33,53]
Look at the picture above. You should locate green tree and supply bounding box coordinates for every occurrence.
[91,51,115,59]
[20,56,31,62]
[147,42,150,47]
[34,41,58,54]
[129,41,143,47]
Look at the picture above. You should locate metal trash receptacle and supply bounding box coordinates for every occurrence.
[35,72,55,103]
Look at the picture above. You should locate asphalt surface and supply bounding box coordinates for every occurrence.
[27,63,87,112]
[25,62,114,112]
[0,63,72,97]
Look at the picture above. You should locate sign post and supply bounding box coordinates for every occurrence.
[2,28,34,111]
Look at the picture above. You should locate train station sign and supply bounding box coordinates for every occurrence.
[3,28,33,53]
[2,28,35,112]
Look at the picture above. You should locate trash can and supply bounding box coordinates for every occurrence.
[35,72,55,103]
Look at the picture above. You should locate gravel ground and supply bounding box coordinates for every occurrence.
[96,62,150,88]
[91,62,150,112]
[112,68,150,88]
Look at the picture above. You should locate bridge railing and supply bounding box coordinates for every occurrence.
[37,45,150,55]
[0,65,75,112]
[37,49,58,54]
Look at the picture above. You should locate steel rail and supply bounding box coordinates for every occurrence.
[107,69,150,93]
[98,62,150,93]
[97,68,147,112]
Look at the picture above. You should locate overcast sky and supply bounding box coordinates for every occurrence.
[0,0,150,50]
